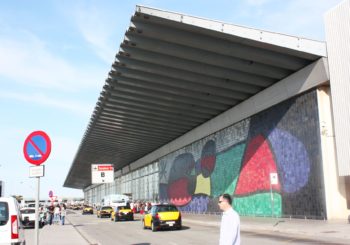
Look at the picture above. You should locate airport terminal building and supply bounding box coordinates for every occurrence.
[64,1,350,220]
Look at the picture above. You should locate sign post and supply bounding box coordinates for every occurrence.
[23,131,51,245]
[91,164,114,184]
[269,173,278,218]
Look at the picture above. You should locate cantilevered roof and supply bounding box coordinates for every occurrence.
[64,5,327,189]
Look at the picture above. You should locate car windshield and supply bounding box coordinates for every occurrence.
[157,206,178,212]
[0,202,9,226]
[102,206,112,210]
[21,209,35,214]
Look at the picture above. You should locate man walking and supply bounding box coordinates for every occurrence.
[218,193,240,245]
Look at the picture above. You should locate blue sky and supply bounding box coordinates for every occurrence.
[0,0,343,199]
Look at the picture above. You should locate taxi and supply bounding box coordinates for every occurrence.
[142,204,181,232]
[111,206,134,221]
[97,206,113,218]
[82,205,93,215]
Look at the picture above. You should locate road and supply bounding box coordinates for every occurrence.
[24,211,349,245]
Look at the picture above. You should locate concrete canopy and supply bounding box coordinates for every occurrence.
[64,6,326,189]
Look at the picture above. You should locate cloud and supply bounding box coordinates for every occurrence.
[239,0,344,39]
[50,135,81,165]
[0,31,105,91]
[0,90,93,116]
[73,4,119,64]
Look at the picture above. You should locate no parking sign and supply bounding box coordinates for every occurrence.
[23,131,51,165]
[23,130,51,244]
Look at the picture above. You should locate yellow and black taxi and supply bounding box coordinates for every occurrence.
[142,204,182,232]
[111,206,134,221]
[97,206,113,218]
[82,205,93,215]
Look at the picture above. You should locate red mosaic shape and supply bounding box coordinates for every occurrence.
[235,134,281,195]
[168,178,192,206]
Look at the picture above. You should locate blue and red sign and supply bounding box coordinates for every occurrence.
[49,190,53,198]
[23,131,51,166]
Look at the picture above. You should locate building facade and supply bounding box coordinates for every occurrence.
[67,1,350,220]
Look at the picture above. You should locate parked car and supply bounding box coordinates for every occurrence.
[20,207,35,228]
[97,206,113,218]
[82,205,93,215]
[20,207,44,228]
[142,204,182,232]
[111,206,134,221]
[0,197,26,244]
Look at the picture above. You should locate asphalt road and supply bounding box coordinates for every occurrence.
[24,211,349,245]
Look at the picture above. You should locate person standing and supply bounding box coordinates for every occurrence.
[48,204,54,225]
[218,194,240,245]
[60,204,66,225]
[54,204,61,225]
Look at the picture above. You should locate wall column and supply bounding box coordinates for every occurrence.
[318,86,349,219]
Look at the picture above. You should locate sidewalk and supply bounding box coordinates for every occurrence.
[24,216,89,245]
[181,213,350,244]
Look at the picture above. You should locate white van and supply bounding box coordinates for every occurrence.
[101,194,130,208]
[0,197,26,245]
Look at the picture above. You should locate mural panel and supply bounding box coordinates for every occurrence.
[159,90,325,218]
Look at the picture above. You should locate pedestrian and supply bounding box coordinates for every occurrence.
[60,204,66,225]
[218,193,240,245]
[54,204,61,225]
[48,204,54,225]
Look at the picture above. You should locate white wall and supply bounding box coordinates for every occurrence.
[318,87,349,219]
[325,0,350,176]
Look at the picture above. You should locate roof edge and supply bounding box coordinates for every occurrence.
[136,5,327,57]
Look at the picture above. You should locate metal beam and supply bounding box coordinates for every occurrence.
[118,44,277,87]
[108,76,240,104]
[107,82,234,110]
[109,66,260,97]
[123,33,291,79]
[129,18,312,70]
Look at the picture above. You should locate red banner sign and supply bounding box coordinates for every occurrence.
[98,165,113,171]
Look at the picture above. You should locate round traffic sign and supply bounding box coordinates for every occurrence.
[23,131,51,165]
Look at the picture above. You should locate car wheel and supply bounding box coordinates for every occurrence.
[151,222,157,232]
[142,219,146,229]
[177,225,182,230]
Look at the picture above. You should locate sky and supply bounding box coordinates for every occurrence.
[0,0,344,199]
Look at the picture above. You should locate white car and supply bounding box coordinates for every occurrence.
[20,207,45,229]
[0,197,26,245]
[20,208,36,228]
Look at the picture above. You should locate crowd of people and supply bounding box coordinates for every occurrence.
[39,203,67,226]
[129,201,152,214]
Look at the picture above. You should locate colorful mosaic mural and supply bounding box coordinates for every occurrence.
[159,90,326,218]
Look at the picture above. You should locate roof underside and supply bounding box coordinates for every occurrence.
[64,6,326,189]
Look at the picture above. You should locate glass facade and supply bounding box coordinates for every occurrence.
[84,162,159,205]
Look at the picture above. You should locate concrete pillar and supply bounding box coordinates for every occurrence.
[317,87,349,219]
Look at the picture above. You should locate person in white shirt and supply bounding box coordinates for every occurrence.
[218,194,240,245]
[53,205,61,225]
[60,204,66,225]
